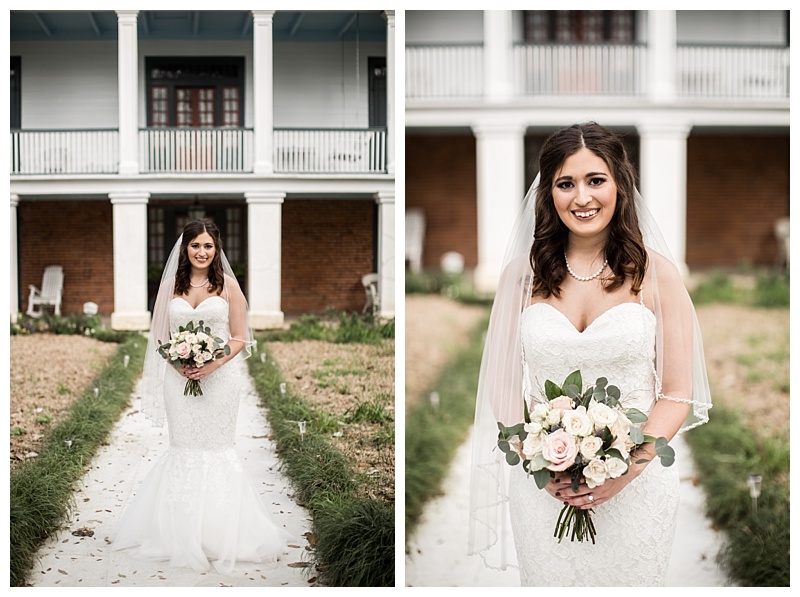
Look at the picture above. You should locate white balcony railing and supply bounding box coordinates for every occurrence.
[10,129,119,175]
[513,43,647,97]
[139,128,253,173]
[677,45,789,99]
[406,43,789,102]
[273,128,387,174]
[405,44,483,99]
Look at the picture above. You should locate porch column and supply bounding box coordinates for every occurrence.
[648,10,677,103]
[245,192,285,328]
[383,10,396,176]
[10,194,19,323]
[484,10,513,102]
[110,192,150,330]
[637,121,691,274]
[472,121,526,293]
[116,10,139,175]
[375,191,395,318]
[252,11,276,176]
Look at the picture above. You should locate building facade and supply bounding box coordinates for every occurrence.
[406,10,789,292]
[11,9,396,328]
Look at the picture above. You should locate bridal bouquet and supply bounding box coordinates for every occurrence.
[497,370,675,543]
[156,320,230,396]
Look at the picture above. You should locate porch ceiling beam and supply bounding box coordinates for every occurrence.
[87,12,101,36]
[193,11,200,36]
[338,13,357,38]
[34,12,52,37]
[289,13,305,37]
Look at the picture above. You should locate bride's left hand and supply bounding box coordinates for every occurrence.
[182,361,221,381]
[556,465,644,510]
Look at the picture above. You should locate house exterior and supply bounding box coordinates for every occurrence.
[10,9,396,329]
[405,10,789,292]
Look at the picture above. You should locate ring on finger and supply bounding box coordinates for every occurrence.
[587,494,594,502]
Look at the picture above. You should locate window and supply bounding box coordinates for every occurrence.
[146,57,244,128]
[524,11,636,44]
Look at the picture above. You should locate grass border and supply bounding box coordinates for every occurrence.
[10,334,146,587]
[405,312,489,539]
[247,339,394,587]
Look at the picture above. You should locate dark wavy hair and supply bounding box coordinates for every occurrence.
[530,122,647,298]
[175,219,226,297]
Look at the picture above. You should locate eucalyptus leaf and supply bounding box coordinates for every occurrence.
[524,399,531,424]
[625,408,649,424]
[533,468,551,489]
[655,436,669,450]
[506,451,520,466]
[605,448,625,462]
[498,440,511,454]
[629,427,645,444]
[564,384,580,399]
[595,377,608,389]
[606,385,621,400]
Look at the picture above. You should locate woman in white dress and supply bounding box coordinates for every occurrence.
[468,123,711,586]
[112,219,290,574]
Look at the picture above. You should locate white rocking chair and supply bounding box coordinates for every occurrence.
[405,208,426,274]
[361,273,380,317]
[27,265,64,317]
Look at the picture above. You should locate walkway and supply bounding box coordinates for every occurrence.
[28,377,313,588]
[406,428,731,587]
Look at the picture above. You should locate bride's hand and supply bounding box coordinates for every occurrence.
[555,464,645,509]
[180,361,221,381]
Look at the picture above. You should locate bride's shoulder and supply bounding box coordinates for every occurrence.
[646,249,682,286]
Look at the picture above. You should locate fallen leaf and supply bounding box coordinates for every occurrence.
[58,569,67,575]
[288,562,311,568]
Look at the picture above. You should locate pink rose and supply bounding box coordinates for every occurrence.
[550,395,574,411]
[176,341,191,359]
[541,429,578,472]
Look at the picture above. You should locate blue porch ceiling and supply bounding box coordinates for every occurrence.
[10,10,387,42]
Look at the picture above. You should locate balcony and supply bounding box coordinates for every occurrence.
[10,127,387,176]
[406,43,789,102]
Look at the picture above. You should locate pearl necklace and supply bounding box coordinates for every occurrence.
[189,278,208,288]
[564,253,607,282]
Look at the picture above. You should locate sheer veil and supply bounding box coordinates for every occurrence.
[467,173,712,570]
[140,233,256,427]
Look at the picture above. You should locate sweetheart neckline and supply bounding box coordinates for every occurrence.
[524,301,655,335]
[171,295,226,310]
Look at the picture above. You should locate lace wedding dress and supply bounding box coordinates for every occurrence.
[112,295,290,574]
[509,300,680,586]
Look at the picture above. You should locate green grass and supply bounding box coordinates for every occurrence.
[263,309,395,345]
[248,340,394,587]
[10,335,147,587]
[405,312,489,539]
[691,267,789,308]
[684,403,790,586]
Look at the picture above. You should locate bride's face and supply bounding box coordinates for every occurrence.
[187,231,216,272]
[552,147,617,241]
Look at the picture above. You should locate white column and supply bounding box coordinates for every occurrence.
[10,194,19,323]
[648,10,677,103]
[472,121,526,293]
[252,11,275,176]
[110,192,150,330]
[116,10,139,175]
[483,10,513,102]
[383,10,395,176]
[245,192,285,328]
[375,191,395,319]
[637,121,691,274]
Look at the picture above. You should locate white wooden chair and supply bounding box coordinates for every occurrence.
[361,273,380,317]
[27,265,64,317]
[405,208,426,274]
[774,217,789,269]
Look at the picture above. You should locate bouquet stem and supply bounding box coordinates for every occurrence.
[184,379,203,396]
[554,504,596,544]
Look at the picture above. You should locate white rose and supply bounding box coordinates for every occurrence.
[562,406,593,437]
[524,421,543,436]
[588,400,618,431]
[579,436,603,460]
[531,402,550,422]
[522,434,544,460]
[605,456,629,479]
[185,333,197,345]
[546,409,562,427]
[191,344,202,354]
[196,332,209,342]
[201,351,213,362]
[583,458,608,488]
[610,436,630,460]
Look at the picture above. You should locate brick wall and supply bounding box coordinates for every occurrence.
[281,199,375,314]
[18,200,114,315]
[405,133,478,269]
[687,134,789,268]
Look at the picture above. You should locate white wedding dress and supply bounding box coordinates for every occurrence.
[112,295,290,574]
[509,300,680,586]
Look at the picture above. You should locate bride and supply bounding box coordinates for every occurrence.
[111,219,290,574]
[468,123,711,586]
